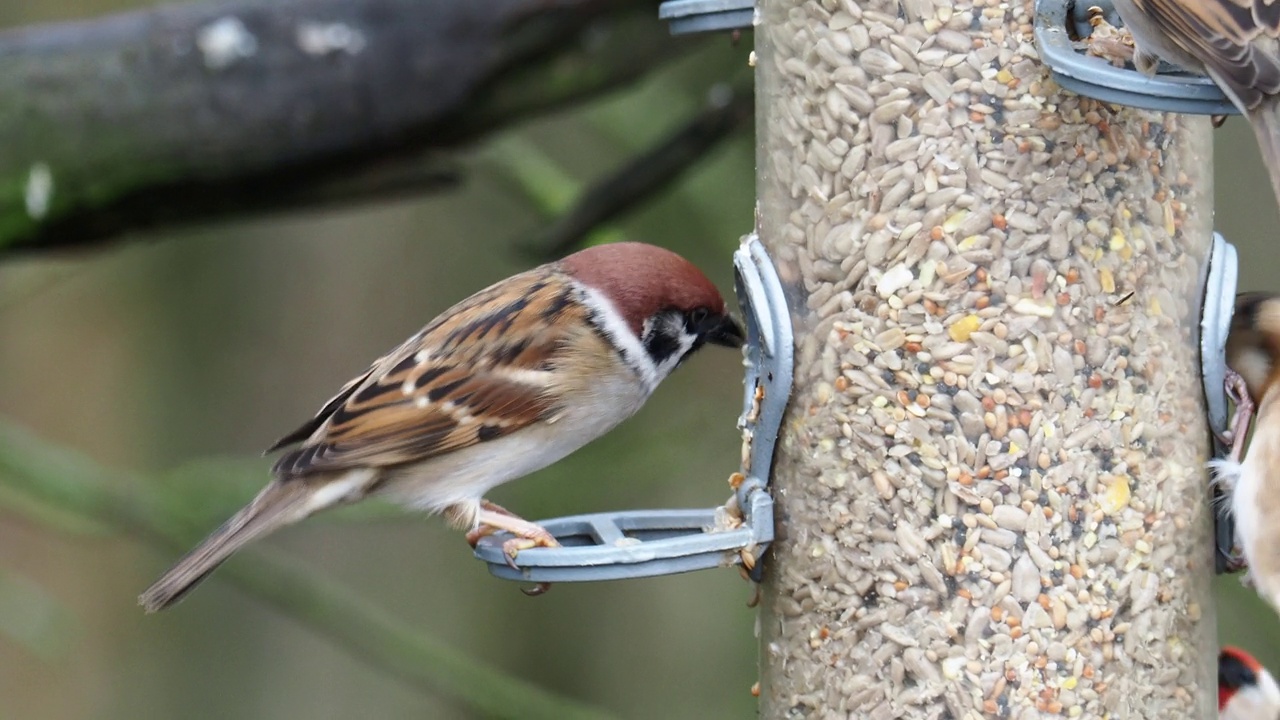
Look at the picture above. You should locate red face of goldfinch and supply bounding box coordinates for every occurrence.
[1112,0,1280,215]
[139,242,744,611]
[1221,646,1280,719]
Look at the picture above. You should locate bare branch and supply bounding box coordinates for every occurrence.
[0,0,690,254]
[518,80,754,260]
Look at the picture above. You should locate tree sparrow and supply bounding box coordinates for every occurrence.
[1221,646,1280,720]
[1216,293,1280,611]
[139,242,744,612]
[1111,0,1280,211]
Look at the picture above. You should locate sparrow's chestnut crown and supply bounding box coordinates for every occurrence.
[561,242,732,337]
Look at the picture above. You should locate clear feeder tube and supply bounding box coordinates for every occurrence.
[754,1,1217,717]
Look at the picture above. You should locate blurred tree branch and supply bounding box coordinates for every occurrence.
[0,419,616,720]
[517,80,754,260]
[481,135,630,252]
[0,0,691,254]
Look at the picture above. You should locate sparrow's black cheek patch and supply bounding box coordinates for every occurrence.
[643,326,682,365]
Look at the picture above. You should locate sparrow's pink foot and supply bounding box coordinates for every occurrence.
[1220,368,1255,463]
[1224,549,1250,574]
[464,500,520,548]
[473,503,561,596]
[1217,368,1254,575]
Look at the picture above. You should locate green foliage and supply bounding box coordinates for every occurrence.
[0,4,758,718]
[0,418,617,720]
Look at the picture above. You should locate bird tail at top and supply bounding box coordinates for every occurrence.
[138,479,313,613]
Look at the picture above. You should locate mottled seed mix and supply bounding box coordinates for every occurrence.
[754,0,1217,717]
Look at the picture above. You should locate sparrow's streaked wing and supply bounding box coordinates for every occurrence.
[269,267,584,477]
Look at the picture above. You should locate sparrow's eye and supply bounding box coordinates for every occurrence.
[689,307,710,326]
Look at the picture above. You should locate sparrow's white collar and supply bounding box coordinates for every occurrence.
[577,283,662,394]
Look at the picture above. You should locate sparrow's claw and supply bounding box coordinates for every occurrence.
[473,503,561,595]
[500,532,560,597]
[1224,549,1250,575]
[1220,369,1255,463]
[500,534,561,569]
[1225,368,1252,414]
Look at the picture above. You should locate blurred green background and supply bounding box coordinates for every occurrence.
[1,1,1277,718]
[0,1,758,719]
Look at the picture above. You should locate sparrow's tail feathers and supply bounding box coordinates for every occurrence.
[138,479,311,613]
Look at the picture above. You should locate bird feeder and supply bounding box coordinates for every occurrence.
[1032,1,1246,574]
[1031,0,1246,574]
[749,0,1221,716]
[658,0,755,36]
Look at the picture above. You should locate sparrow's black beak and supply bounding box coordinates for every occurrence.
[704,313,746,348]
